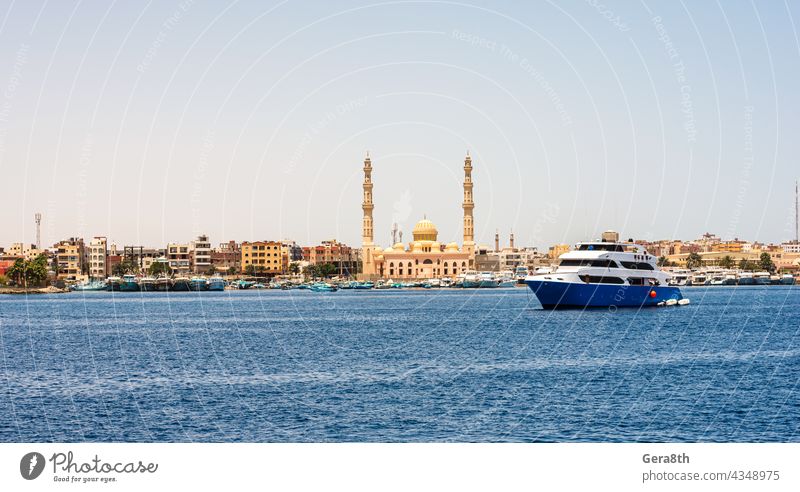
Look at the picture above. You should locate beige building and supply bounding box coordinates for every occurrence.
[88,236,108,279]
[548,243,570,260]
[167,243,191,274]
[8,243,42,260]
[55,238,86,281]
[359,153,477,279]
[190,235,212,273]
[241,241,286,275]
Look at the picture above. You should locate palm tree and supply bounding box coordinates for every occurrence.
[719,255,734,269]
[686,252,703,270]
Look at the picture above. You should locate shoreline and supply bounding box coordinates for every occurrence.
[0,286,70,295]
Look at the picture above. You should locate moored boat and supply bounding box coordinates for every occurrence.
[139,277,158,291]
[106,276,122,291]
[71,280,107,291]
[461,271,481,288]
[207,276,226,291]
[154,277,172,291]
[189,277,208,291]
[310,282,338,292]
[120,274,140,292]
[171,277,191,291]
[780,274,796,285]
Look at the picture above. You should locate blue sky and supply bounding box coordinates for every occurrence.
[1,0,798,250]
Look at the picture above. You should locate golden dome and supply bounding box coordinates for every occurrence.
[392,242,406,251]
[412,217,438,241]
[445,242,459,251]
[383,247,394,253]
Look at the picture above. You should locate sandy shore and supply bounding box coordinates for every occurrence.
[0,286,70,295]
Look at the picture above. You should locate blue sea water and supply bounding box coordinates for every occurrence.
[0,286,798,442]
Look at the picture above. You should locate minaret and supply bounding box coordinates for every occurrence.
[494,230,499,252]
[462,153,476,264]
[510,230,515,250]
[361,153,377,276]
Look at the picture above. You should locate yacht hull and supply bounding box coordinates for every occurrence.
[525,279,683,309]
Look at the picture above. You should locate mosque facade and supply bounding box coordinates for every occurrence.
[360,153,476,279]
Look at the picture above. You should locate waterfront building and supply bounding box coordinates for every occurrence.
[123,246,166,273]
[303,240,358,276]
[211,241,240,273]
[241,241,285,275]
[88,236,108,279]
[359,153,477,279]
[548,243,570,259]
[712,239,746,253]
[190,235,212,273]
[601,230,620,242]
[475,246,500,272]
[54,237,87,281]
[281,240,304,262]
[8,243,42,261]
[167,243,192,274]
[782,241,800,254]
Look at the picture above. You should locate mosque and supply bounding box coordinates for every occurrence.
[360,153,476,279]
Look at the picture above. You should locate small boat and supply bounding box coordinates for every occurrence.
[677,298,690,305]
[154,277,172,291]
[71,280,107,291]
[310,282,338,292]
[139,277,158,291]
[235,279,255,289]
[514,266,529,285]
[722,273,738,285]
[252,283,267,289]
[106,276,122,291]
[189,277,208,291]
[207,276,226,291]
[120,274,140,292]
[780,274,796,285]
[171,277,191,291]
[353,281,374,290]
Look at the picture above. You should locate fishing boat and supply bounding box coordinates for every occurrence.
[120,274,140,292]
[71,280,107,291]
[171,277,191,291]
[189,277,208,291]
[478,272,500,288]
[497,271,516,288]
[353,281,374,290]
[461,271,481,288]
[106,276,122,291]
[139,277,158,291]
[207,276,226,291]
[737,272,754,285]
[235,279,254,289]
[310,282,338,292]
[514,266,529,285]
[780,274,796,285]
[753,272,772,285]
[525,240,682,309]
[154,277,172,291]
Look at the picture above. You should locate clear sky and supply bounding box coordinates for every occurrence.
[1,0,798,250]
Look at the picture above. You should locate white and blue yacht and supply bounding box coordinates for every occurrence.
[525,240,683,309]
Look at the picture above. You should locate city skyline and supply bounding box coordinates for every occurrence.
[2,1,800,248]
